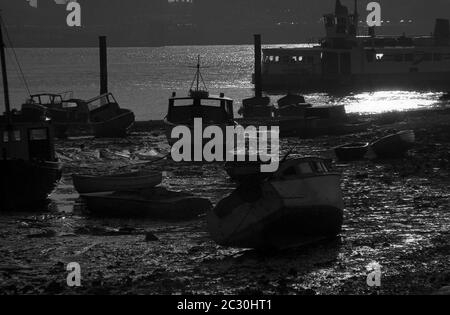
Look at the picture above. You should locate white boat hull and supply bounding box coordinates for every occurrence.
[207,173,344,250]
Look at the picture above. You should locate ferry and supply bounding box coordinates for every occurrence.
[258,0,450,92]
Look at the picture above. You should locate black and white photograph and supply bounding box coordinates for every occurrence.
[0,0,449,300]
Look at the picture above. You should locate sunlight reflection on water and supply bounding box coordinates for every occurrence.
[6,46,450,120]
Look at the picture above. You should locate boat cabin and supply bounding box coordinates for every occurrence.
[0,114,56,162]
[167,91,234,125]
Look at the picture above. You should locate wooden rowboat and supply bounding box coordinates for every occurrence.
[334,142,369,161]
[81,187,212,220]
[371,130,415,159]
[72,171,162,194]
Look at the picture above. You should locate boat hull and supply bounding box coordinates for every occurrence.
[334,143,370,161]
[0,160,62,211]
[208,173,344,250]
[371,130,415,159]
[72,171,163,194]
[82,189,212,220]
[92,109,135,138]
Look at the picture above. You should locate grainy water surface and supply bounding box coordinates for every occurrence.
[4,45,447,120]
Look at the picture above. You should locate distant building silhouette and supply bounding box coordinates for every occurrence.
[2,0,450,47]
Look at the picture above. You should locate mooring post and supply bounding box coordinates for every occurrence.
[99,36,108,95]
[254,34,262,98]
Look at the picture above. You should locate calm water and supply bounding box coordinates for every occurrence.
[4,45,448,120]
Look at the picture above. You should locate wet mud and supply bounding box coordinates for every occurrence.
[0,108,449,295]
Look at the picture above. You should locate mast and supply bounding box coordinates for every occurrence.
[0,12,11,124]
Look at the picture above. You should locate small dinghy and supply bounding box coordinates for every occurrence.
[334,142,369,161]
[81,187,212,220]
[208,157,344,250]
[371,130,415,159]
[72,171,162,194]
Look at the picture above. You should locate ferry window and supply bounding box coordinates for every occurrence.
[2,131,8,143]
[376,53,384,61]
[298,56,303,62]
[275,56,280,62]
[434,53,443,61]
[405,54,414,62]
[29,128,48,141]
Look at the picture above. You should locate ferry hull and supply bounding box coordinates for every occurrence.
[261,72,450,92]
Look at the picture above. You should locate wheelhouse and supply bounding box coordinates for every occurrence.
[0,118,56,162]
[167,91,234,125]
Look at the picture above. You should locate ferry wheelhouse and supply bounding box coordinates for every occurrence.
[259,0,450,91]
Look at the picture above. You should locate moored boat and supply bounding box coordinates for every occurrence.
[72,171,163,194]
[208,157,344,250]
[371,130,415,159]
[22,93,135,138]
[164,56,237,153]
[0,17,62,210]
[81,187,212,220]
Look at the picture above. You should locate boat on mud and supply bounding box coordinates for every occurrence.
[22,93,135,138]
[0,17,62,210]
[73,171,163,194]
[208,157,344,250]
[81,187,212,220]
[164,56,236,150]
[371,130,415,159]
[334,142,370,161]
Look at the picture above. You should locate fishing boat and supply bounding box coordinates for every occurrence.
[22,92,135,138]
[164,56,236,149]
[334,142,370,161]
[81,187,212,220]
[371,130,415,158]
[0,15,62,210]
[208,157,344,250]
[258,0,450,92]
[276,93,312,117]
[73,171,163,194]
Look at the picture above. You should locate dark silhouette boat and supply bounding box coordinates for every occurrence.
[0,16,62,210]
[208,157,344,250]
[164,56,236,149]
[22,93,135,138]
[334,142,370,161]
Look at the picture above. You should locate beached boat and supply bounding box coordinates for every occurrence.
[81,187,212,220]
[276,93,312,117]
[164,56,236,150]
[0,18,62,210]
[334,142,369,161]
[22,93,135,138]
[371,130,415,159]
[72,171,163,194]
[208,157,344,250]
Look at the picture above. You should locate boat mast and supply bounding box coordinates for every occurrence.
[0,12,12,125]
